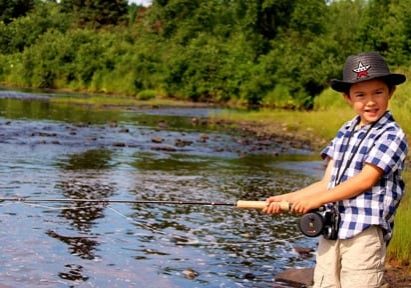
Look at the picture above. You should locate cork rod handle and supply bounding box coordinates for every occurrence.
[236,200,290,211]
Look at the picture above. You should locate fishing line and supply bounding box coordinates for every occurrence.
[107,205,303,247]
[107,206,166,235]
[0,198,301,248]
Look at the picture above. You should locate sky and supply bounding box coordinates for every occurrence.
[128,0,152,6]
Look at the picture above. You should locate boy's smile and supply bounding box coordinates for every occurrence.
[345,79,394,126]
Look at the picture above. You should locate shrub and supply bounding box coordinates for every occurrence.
[262,85,295,108]
[137,89,157,100]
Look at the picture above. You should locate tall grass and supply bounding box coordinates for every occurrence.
[387,169,411,265]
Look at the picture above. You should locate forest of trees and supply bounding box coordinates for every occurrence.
[0,0,410,108]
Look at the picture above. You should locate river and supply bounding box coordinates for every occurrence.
[0,90,322,288]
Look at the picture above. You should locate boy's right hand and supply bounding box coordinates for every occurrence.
[262,195,291,214]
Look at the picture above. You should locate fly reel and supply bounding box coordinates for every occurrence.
[298,206,340,240]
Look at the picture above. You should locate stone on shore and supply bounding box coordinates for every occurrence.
[275,267,314,287]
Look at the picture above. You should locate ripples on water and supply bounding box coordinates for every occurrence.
[0,91,323,287]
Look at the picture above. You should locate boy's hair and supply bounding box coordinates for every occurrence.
[330,52,405,93]
[342,77,396,96]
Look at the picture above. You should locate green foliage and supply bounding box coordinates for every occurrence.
[314,88,347,110]
[0,0,35,24]
[19,29,70,88]
[262,85,294,108]
[137,89,157,100]
[0,0,411,109]
[290,0,327,36]
[0,2,69,54]
[60,0,129,27]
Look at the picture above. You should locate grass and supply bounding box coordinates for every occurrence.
[387,169,411,265]
[217,107,354,145]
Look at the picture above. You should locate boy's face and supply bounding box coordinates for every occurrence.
[344,79,394,126]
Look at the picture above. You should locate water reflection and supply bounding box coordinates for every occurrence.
[46,149,116,274]
[58,264,89,281]
[0,97,120,124]
[57,149,114,170]
[46,230,98,260]
[56,181,114,232]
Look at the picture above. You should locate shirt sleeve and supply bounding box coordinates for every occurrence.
[320,126,346,160]
[321,138,334,160]
[365,130,408,175]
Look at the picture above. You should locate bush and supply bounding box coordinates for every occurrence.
[262,85,295,108]
[137,89,157,100]
[313,88,346,110]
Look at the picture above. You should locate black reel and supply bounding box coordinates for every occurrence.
[298,206,340,240]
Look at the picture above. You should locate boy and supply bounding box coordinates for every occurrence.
[263,51,408,287]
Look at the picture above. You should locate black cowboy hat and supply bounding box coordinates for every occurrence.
[330,51,406,93]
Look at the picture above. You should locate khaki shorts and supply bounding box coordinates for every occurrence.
[312,226,387,288]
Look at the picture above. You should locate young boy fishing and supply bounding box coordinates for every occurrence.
[263,51,408,287]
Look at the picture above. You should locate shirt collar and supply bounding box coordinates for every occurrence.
[344,111,393,132]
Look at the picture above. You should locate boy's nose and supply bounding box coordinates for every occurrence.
[366,96,377,104]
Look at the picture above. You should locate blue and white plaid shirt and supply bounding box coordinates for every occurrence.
[321,111,408,242]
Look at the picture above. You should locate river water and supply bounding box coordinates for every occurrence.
[0,90,322,288]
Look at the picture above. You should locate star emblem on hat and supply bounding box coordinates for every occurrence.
[353,61,371,79]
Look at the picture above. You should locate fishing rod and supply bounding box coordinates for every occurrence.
[0,197,290,210]
[1,197,339,238]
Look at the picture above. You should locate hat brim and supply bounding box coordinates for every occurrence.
[330,73,406,93]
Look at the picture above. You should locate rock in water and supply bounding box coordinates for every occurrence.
[182,268,199,279]
[275,268,314,287]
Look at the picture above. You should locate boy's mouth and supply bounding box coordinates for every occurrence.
[363,107,381,119]
[364,108,379,114]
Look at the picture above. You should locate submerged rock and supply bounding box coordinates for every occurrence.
[151,136,164,143]
[182,268,199,279]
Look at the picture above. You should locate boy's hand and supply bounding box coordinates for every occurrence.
[263,201,285,214]
[291,196,322,214]
[263,195,291,214]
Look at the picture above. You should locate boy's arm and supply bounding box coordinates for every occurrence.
[263,159,334,214]
[291,163,383,214]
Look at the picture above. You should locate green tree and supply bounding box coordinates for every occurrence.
[60,0,129,27]
[326,0,365,56]
[0,1,69,54]
[380,0,411,65]
[0,0,35,24]
[356,0,391,53]
[290,0,327,36]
